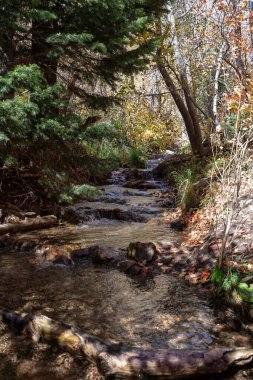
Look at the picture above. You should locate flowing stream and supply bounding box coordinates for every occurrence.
[0,155,242,379]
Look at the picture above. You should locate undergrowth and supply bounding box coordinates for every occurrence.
[171,159,213,212]
[210,265,253,321]
[0,121,147,210]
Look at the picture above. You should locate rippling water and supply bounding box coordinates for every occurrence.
[0,251,216,350]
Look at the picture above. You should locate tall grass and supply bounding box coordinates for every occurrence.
[173,166,198,211]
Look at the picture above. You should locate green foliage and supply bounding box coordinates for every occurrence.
[210,267,239,293]
[82,139,132,176]
[179,143,192,154]
[82,120,146,173]
[0,65,83,144]
[83,123,119,141]
[0,0,166,104]
[211,266,253,304]
[59,184,101,204]
[0,0,166,207]
[237,283,253,303]
[128,147,146,167]
[3,155,19,167]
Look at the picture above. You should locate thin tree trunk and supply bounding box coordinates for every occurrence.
[157,61,203,155]
[212,41,226,133]
[181,74,204,154]
[167,3,203,150]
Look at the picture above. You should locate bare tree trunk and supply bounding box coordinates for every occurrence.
[212,41,226,133]
[157,62,201,155]
[0,32,15,70]
[181,74,204,153]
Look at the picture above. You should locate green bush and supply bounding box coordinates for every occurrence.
[59,184,101,204]
[127,147,146,168]
[0,65,83,144]
[83,122,119,140]
[211,266,253,305]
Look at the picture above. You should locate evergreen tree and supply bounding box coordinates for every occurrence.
[0,0,166,106]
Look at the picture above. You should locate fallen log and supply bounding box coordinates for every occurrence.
[2,311,253,379]
[0,215,57,236]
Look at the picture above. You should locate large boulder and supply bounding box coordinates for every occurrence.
[125,169,153,182]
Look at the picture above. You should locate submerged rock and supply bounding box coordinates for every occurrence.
[91,246,121,264]
[0,235,73,267]
[96,208,148,223]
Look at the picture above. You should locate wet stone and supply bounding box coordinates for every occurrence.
[95,208,148,223]
[127,242,158,264]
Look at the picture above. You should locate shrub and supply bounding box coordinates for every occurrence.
[83,122,119,140]
[59,184,101,204]
[127,147,146,168]
[210,265,253,318]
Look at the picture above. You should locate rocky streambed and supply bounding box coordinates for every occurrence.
[0,155,253,380]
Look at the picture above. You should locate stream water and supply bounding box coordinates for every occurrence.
[0,156,246,379]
